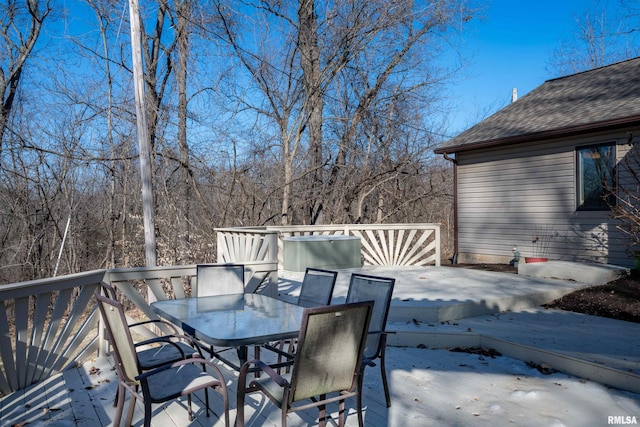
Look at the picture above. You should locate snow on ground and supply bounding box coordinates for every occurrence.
[379,347,640,427]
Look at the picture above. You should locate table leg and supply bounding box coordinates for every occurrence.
[237,345,248,366]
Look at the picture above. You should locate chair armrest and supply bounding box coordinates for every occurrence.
[135,335,178,347]
[135,357,226,382]
[262,341,296,359]
[367,330,396,336]
[238,359,289,388]
[134,336,202,358]
[135,332,202,348]
[128,318,180,334]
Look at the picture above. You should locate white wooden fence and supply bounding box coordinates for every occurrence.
[216,223,441,267]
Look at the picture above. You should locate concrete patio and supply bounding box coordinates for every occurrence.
[279,265,640,394]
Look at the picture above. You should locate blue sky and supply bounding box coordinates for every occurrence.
[447,0,601,135]
[58,0,611,141]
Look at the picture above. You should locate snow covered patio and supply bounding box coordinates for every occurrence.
[2,265,639,426]
[3,344,638,426]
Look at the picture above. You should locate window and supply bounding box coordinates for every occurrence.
[577,143,616,210]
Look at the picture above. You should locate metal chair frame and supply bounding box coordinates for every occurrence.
[237,302,373,427]
[346,273,396,408]
[96,293,229,426]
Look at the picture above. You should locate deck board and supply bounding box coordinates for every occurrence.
[1,351,391,427]
[2,265,639,426]
[3,345,640,427]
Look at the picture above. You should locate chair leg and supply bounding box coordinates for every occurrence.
[114,383,126,427]
[281,402,288,427]
[219,384,230,426]
[113,386,119,407]
[143,396,152,427]
[285,339,295,374]
[380,348,391,407]
[254,346,262,378]
[197,359,211,418]
[318,394,327,427]
[126,389,137,426]
[205,387,210,417]
[357,367,365,427]
[338,398,346,427]
[237,387,246,427]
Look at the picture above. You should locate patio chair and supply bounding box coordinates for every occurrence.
[96,293,229,427]
[297,267,338,307]
[99,282,204,406]
[237,301,373,427]
[194,264,246,358]
[100,282,202,367]
[261,267,339,364]
[196,263,245,297]
[346,273,396,408]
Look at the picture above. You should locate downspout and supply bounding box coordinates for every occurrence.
[442,152,458,264]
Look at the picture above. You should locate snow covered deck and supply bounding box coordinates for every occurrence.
[3,345,639,426]
[2,265,639,426]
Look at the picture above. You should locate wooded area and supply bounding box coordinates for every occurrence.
[0,0,472,284]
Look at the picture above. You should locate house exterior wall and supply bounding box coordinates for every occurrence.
[455,128,638,268]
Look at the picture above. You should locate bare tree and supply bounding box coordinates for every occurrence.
[0,0,470,283]
[211,0,471,226]
[550,0,640,75]
[298,0,324,223]
[321,0,465,223]
[609,138,640,255]
[172,0,192,264]
[86,0,121,269]
[0,0,51,151]
[212,1,303,225]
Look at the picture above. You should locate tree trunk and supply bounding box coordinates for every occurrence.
[281,133,292,226]
[0,0,50,155]
[175,0,191,264]
[298,0,324,224]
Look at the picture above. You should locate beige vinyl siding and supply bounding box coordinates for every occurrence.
[455,130,637,267]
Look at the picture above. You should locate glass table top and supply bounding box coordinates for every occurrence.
[151,293,305,347]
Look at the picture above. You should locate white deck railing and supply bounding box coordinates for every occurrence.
[216,227,279,264]
[1,223,440,395]
[0,261,277,396]
[0,270,105,395]
[216,223,441,267]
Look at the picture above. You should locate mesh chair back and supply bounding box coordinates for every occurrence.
[297,268,338,307]
[289,302,372,402]
[345,274,395,359]
[196,264,245,297]
[96,293,141,385]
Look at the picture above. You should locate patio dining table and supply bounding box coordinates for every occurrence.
[150,293,305,371]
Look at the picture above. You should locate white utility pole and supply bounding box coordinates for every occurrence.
[128,0,157,267]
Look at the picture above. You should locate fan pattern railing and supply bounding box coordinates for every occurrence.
[217,223,440,267]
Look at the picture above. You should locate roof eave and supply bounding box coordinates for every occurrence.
[434,115,640,155]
